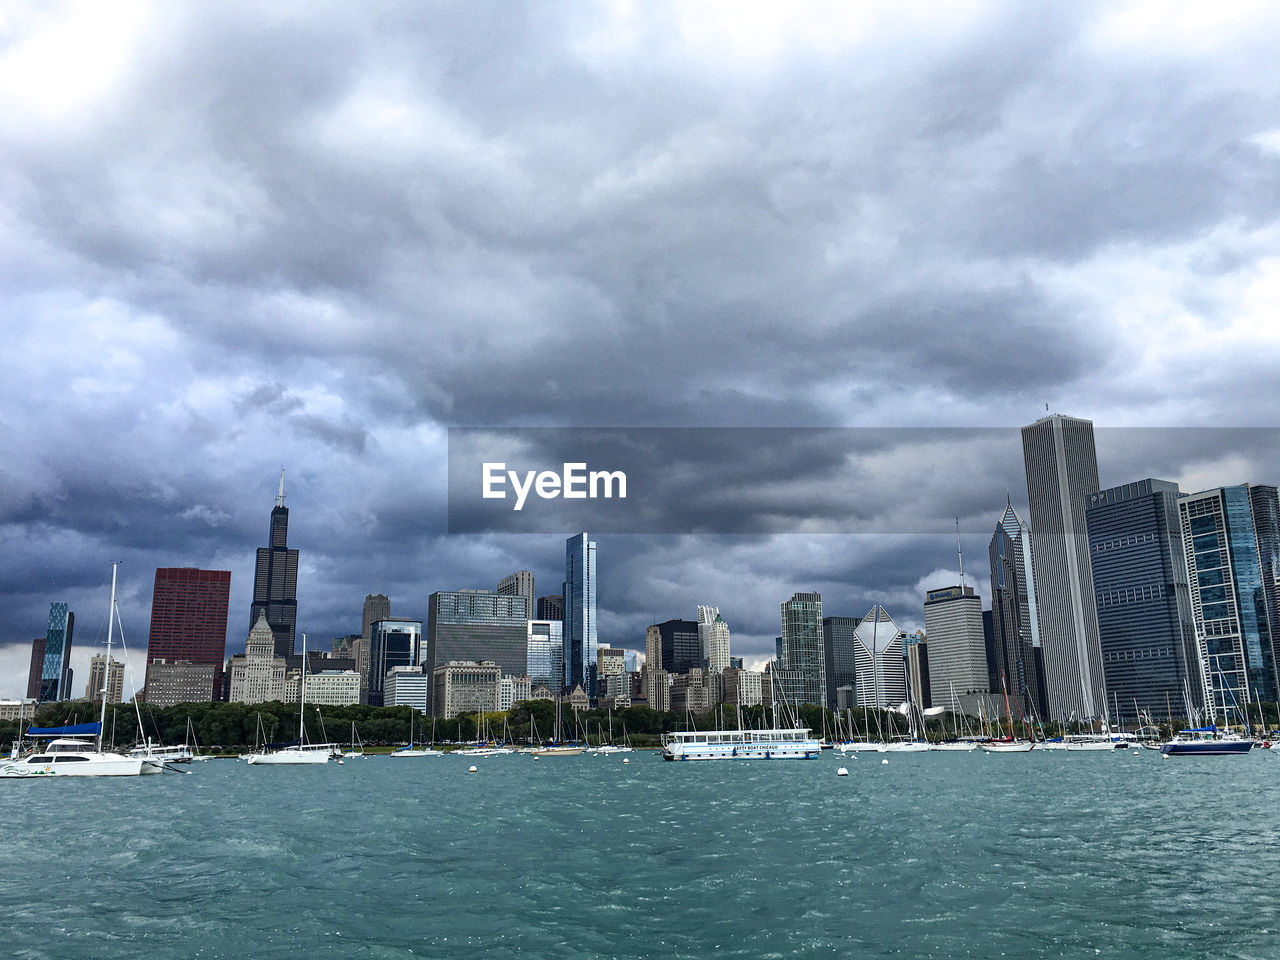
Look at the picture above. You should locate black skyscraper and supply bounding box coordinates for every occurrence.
[250,470,299,658]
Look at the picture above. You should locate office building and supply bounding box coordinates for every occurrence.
[426,591,529,707]
[0,699,37,722]
[1022,414,1106,720]
[823,616,860,712]
[536,595,564,621]
[527,620,565,691]
[285,669,362,708]
[499,674,532,711]
[144,660,217,707]
[670,668,714,714]
[1086,479,1200,725]
[563,533,597,695]
[85,654,125,703]
[227,613,287,704]
[722,667,764,708]
[653,619,701,675]
[697,605,731,675]
[368,617,422,706]
[905,632,930,710]
[1249,485,1280,690]
[147,567,231,702]
[39,602,75,702]
[778,592,826,708]
[384,666,430,713]
[852,605,906,710]
[26,638,45,700]
[497,571,535,619]
[989,502,1047,718]
[433,660,501,718]
[1179,485,1277,712]
[923,586,989,711]
[362,593,390,640]
[598,646,626,676]
[250,470,299,658]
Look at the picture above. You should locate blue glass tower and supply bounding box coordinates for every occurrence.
[1179,484,1276,716]
[39,602,75,702]
[562,532,597,696]
[1086,479,1198,726]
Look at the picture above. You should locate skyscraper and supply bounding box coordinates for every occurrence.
[563,533,597,696]
[697,605,731,674]
[653,619,701,674]
[362,594,390,640]
[426,590,529,707]
[26,638,45,701]
[988,501,1047,718]
[1248,485,1280,693]
[851,605,906,710]
[922,585,989,711]
[147,567,231,702]
[1021,414,1106,720]
[1179,485,1276,712]
[497,571,535,620]
[85,655,124,703]
[536,595,564,621]
[1086,479,1199,726]
[250,469,299,658]
[822,616,860,711]
[778,592,826,708]
[526,620,564,690]
[368,617,423,706]
[39,602,74,702]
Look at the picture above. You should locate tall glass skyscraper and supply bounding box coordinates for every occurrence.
[526,620,564,690]
[368,617,422,707]
[1179,485,1276,713]
[39,602,74,702]
[988,501,1046,719]
[563,532,597,696]
[250,470,299,658]
[778,592,826,708]
[1021,414,1106,721]
[1086,479,1198,726]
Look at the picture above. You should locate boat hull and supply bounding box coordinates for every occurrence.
[245,749,330,765]
[1160,740,1253,756]
[978,741,1035,753]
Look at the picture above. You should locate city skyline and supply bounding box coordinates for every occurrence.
[4,5,1280,697]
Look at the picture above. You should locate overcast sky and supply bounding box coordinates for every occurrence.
[3,1,1280,698]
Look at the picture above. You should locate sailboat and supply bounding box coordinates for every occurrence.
[390,711,443,757]
[342,721,366,758]
[245,635,332,765]
[979,674,1035,752]
[1,564,163,778]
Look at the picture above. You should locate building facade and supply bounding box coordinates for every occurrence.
[497,571,535,619]
[250,471,299,658]
[779,592,826,708]
[527,620,565,691]
[722,667,764,708]
[362,594,390,640]
[851,605,907,710]
[26,638,45,700]
[536,595,564,621]
[499,674,533,711]
[384,666,430,713]
[432,660,501,718]
[227,613,287,704]
[563,533,598,695]
[822,616,860,712]
[368,617,422,707]
[145,660,217,707]
[39,602,75,702]
[1021,414,1106,720]
[426,591,528,708]
[1086,479,1200,726]
[697,605,732,676]
[654,619,701,675]
[147,567,231,702]
[1179,485,1277,713]
[989,502,1047,718]
[922,585,989,710]
[85,655,125,703]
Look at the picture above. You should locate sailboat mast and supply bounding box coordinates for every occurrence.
[299,633,307,744]
[98,562,118,752]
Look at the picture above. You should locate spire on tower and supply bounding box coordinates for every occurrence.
[955,517,966,588]
[276,468,286,508]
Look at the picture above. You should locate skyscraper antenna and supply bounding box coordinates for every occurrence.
[276,467,286,508]
[955,516,966,588]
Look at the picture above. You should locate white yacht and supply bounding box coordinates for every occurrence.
[244,634,334,766]
[661,727,821,761]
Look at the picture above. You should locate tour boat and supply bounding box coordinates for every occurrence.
[661,727,821,761]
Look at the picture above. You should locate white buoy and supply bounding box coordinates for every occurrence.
[534,755,540,761]
[468,765,478,773]
[622,758,629,764]
[837,767,849,776]
[881,758,889,765]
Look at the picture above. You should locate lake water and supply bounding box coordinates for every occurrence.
[4,748,1279,959]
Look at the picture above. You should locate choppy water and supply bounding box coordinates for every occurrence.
[4,749,1279,959]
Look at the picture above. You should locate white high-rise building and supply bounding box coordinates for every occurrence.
[697,605,732,675]
[228,613,287,704]
[852,605,907,710]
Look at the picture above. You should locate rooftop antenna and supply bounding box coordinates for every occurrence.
[955,517,966,589]
[276,467,286,508]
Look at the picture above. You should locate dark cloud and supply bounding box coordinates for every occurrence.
[3,3,1280,693]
